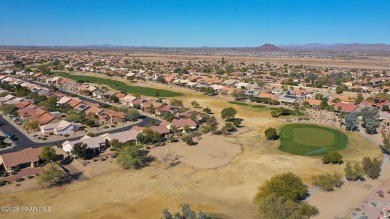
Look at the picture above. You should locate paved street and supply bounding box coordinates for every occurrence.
[0,115,158,154]
[0,82,161,154]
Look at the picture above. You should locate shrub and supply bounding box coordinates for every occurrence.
[182,135,195,145]
[0,181,7,186]
[264,127,277,140]
[15,178,24,182]
[322,149,343,164]
[312,172,343,192]
[64,134,70,137]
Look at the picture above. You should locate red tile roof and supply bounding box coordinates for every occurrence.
[0,147,42,168]
[334,103,359,113]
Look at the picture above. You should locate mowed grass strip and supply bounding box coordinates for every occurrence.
[279,124,348,156]
[57,72,183,97]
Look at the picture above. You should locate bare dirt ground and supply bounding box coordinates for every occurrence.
[0,75,384,219]
[110,52,390,70]
[150,132,244,169]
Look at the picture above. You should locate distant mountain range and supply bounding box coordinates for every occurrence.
[2,43,390,52]
[278,43,390,51]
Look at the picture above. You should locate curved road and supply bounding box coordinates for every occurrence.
[0,82,160,154]
[0,115,159,154]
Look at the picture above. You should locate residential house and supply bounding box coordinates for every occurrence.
[40,120,81,135]
[333,102,360,113]
[101,129,140,144]
[156,104,179,116]
[168,118,197,131]
[149,126,170,138]
[99,110,126,124]
[279,95,301,104]
[62,136,106,155]
[0,147,42,173]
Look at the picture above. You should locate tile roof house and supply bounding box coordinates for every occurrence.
[57,96,72,105]
[168,118,197,131]
[14,101,31,109]
[99,110,126,124]
[304,98,322,106]
[333,102,360,113]
[40,120,81,135]
[279,95,301,104]
[33,112,57,125]
[156,104,179,116]
[150,125,170,138]
[0,94,16,104]
[85,106,104,115]
[74,103,90,112]
[101,129,141,144]
[67,99,82,108]
[120,95,138,106]
[0,147,42,173]
[62,136,107,155]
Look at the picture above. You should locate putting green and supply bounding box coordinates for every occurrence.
[279,124,348,156]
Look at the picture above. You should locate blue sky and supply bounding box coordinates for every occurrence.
[0,0,389,47]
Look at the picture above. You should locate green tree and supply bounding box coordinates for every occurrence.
[38,164,68,186]
[232,90,245,100]
[361,106,380,135]
[221,107,237,121]
[162,204,211,219]
[336,86,344,94]
[232,119,242,127]
[116,145,151,169]
[203,107,212,114]
[110,139,122,151]
[223,122,235,132]
[0,104,18,115]
[183,125,190,133]
[170,99,183,107]
[362,156,372,173]
[344,161,354,181]
[353,163,365,181]
[345,112,359,131]
[311,172,343,192]
[182,135,194,145]
[191,100,200,108]
[254,172,308,202]
[71,142,89,159]
[322,149,343,164]
[254,172,318,219]
[163,112,175,122]
[25,120,40,131]
[125,109,140,121]
[319,98,329,109]
[366,158,381,179]
[39,146,56,163]
[264,127,277,140]
[255,194,319,219]
[109,95,119,103]
[355,93,364,104]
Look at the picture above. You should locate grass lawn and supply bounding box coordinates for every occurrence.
[28,62,54,69]
[279,124,348,156]
[57,72,183,97]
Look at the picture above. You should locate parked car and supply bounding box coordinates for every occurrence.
[6,133,16,140]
